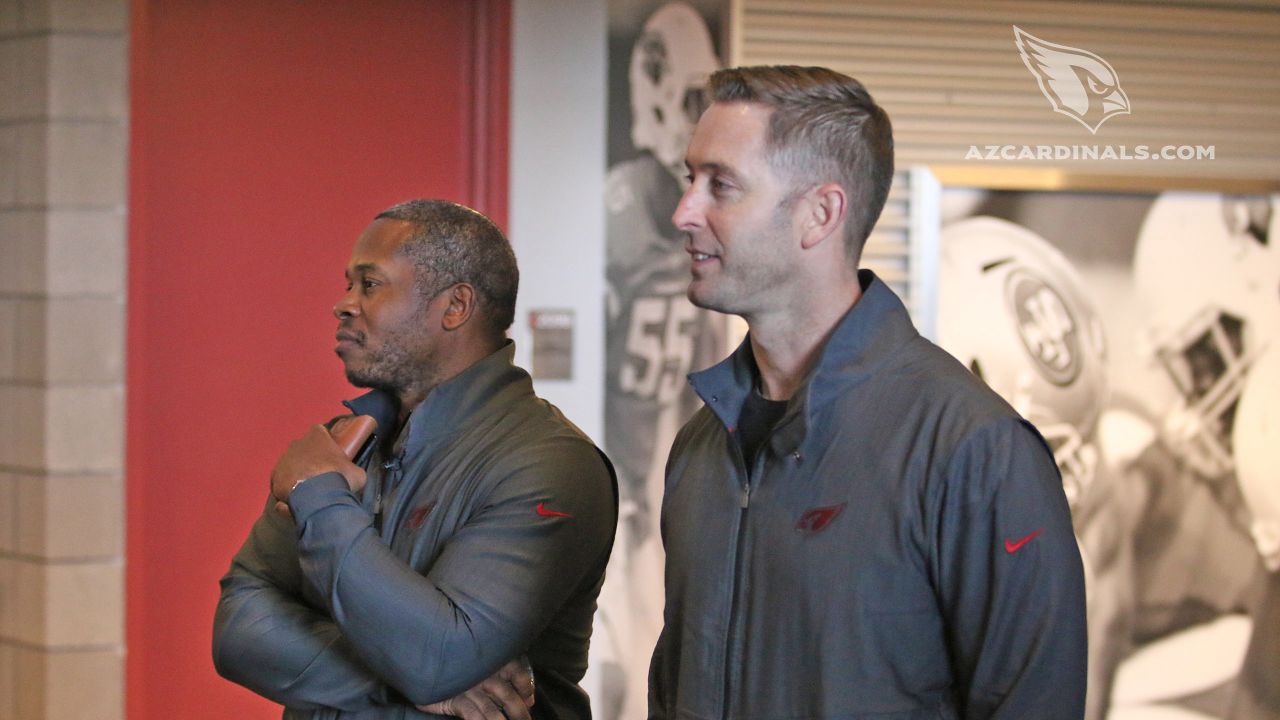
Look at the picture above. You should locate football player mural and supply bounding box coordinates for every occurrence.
[1127,194,1279,720]
[1229,345,1280,720]
[1133,195,1279,480]
[596,3,725,719]
[938,192,1279,720]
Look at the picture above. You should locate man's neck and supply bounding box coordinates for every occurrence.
[392,335,504,425]
[747,278,862,401]
[393,370,444,425]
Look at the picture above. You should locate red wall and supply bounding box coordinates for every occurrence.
[126,2,509,717]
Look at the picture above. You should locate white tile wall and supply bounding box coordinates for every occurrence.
[48,35,125,119]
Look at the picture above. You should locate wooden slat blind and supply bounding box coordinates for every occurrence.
[734,0,1280,179]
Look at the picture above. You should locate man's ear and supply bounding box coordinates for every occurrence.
[799,183,848,250]
[440,283,477,331]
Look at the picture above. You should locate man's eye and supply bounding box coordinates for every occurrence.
[361,280,378,291]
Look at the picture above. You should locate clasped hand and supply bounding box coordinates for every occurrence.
[270,422,368,517]
[418,656,536,720]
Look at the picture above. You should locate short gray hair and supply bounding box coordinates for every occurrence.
[376,199,519,337]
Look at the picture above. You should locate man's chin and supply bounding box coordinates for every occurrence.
[344,368,389,392]
[687,285,728,314]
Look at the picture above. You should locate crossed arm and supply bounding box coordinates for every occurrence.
[213,503,535,718]
[213,425,615,716]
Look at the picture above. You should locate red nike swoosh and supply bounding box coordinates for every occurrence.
[1004,529,1043,554]
[536,502,571,518]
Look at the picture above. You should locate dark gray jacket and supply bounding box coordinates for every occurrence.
[214,344,617,718]
[650,272,1087,719]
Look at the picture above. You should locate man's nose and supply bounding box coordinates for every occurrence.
[333,291,358,319]
[672,186,704,231]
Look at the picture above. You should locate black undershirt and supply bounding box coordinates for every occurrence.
[736,387,788,475]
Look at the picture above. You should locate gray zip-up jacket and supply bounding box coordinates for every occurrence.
[213,343,618,718]
[650,272,1087,719]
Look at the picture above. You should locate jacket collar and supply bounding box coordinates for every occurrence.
[689,270,920,455]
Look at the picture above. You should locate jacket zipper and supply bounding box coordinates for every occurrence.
[376,455,404,541]
[721,439,771,719]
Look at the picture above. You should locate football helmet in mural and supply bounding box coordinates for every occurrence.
[939,216,1109,507]
[1133,193,1280,479]
[629,2,719,179]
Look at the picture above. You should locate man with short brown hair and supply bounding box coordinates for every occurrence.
[649,66,1087,719]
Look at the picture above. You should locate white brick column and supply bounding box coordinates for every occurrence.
[0,0,128,718]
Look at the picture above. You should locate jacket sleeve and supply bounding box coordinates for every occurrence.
[212,497,385,712]
[288,439,617,706]
[933,418,1088,720]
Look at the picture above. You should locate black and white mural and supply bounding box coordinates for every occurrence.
[938,188,1280,720]
[595,2,727,718]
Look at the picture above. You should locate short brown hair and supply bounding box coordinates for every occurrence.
[709,65,894,262]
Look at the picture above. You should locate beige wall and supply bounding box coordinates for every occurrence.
[0,0,128,718]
